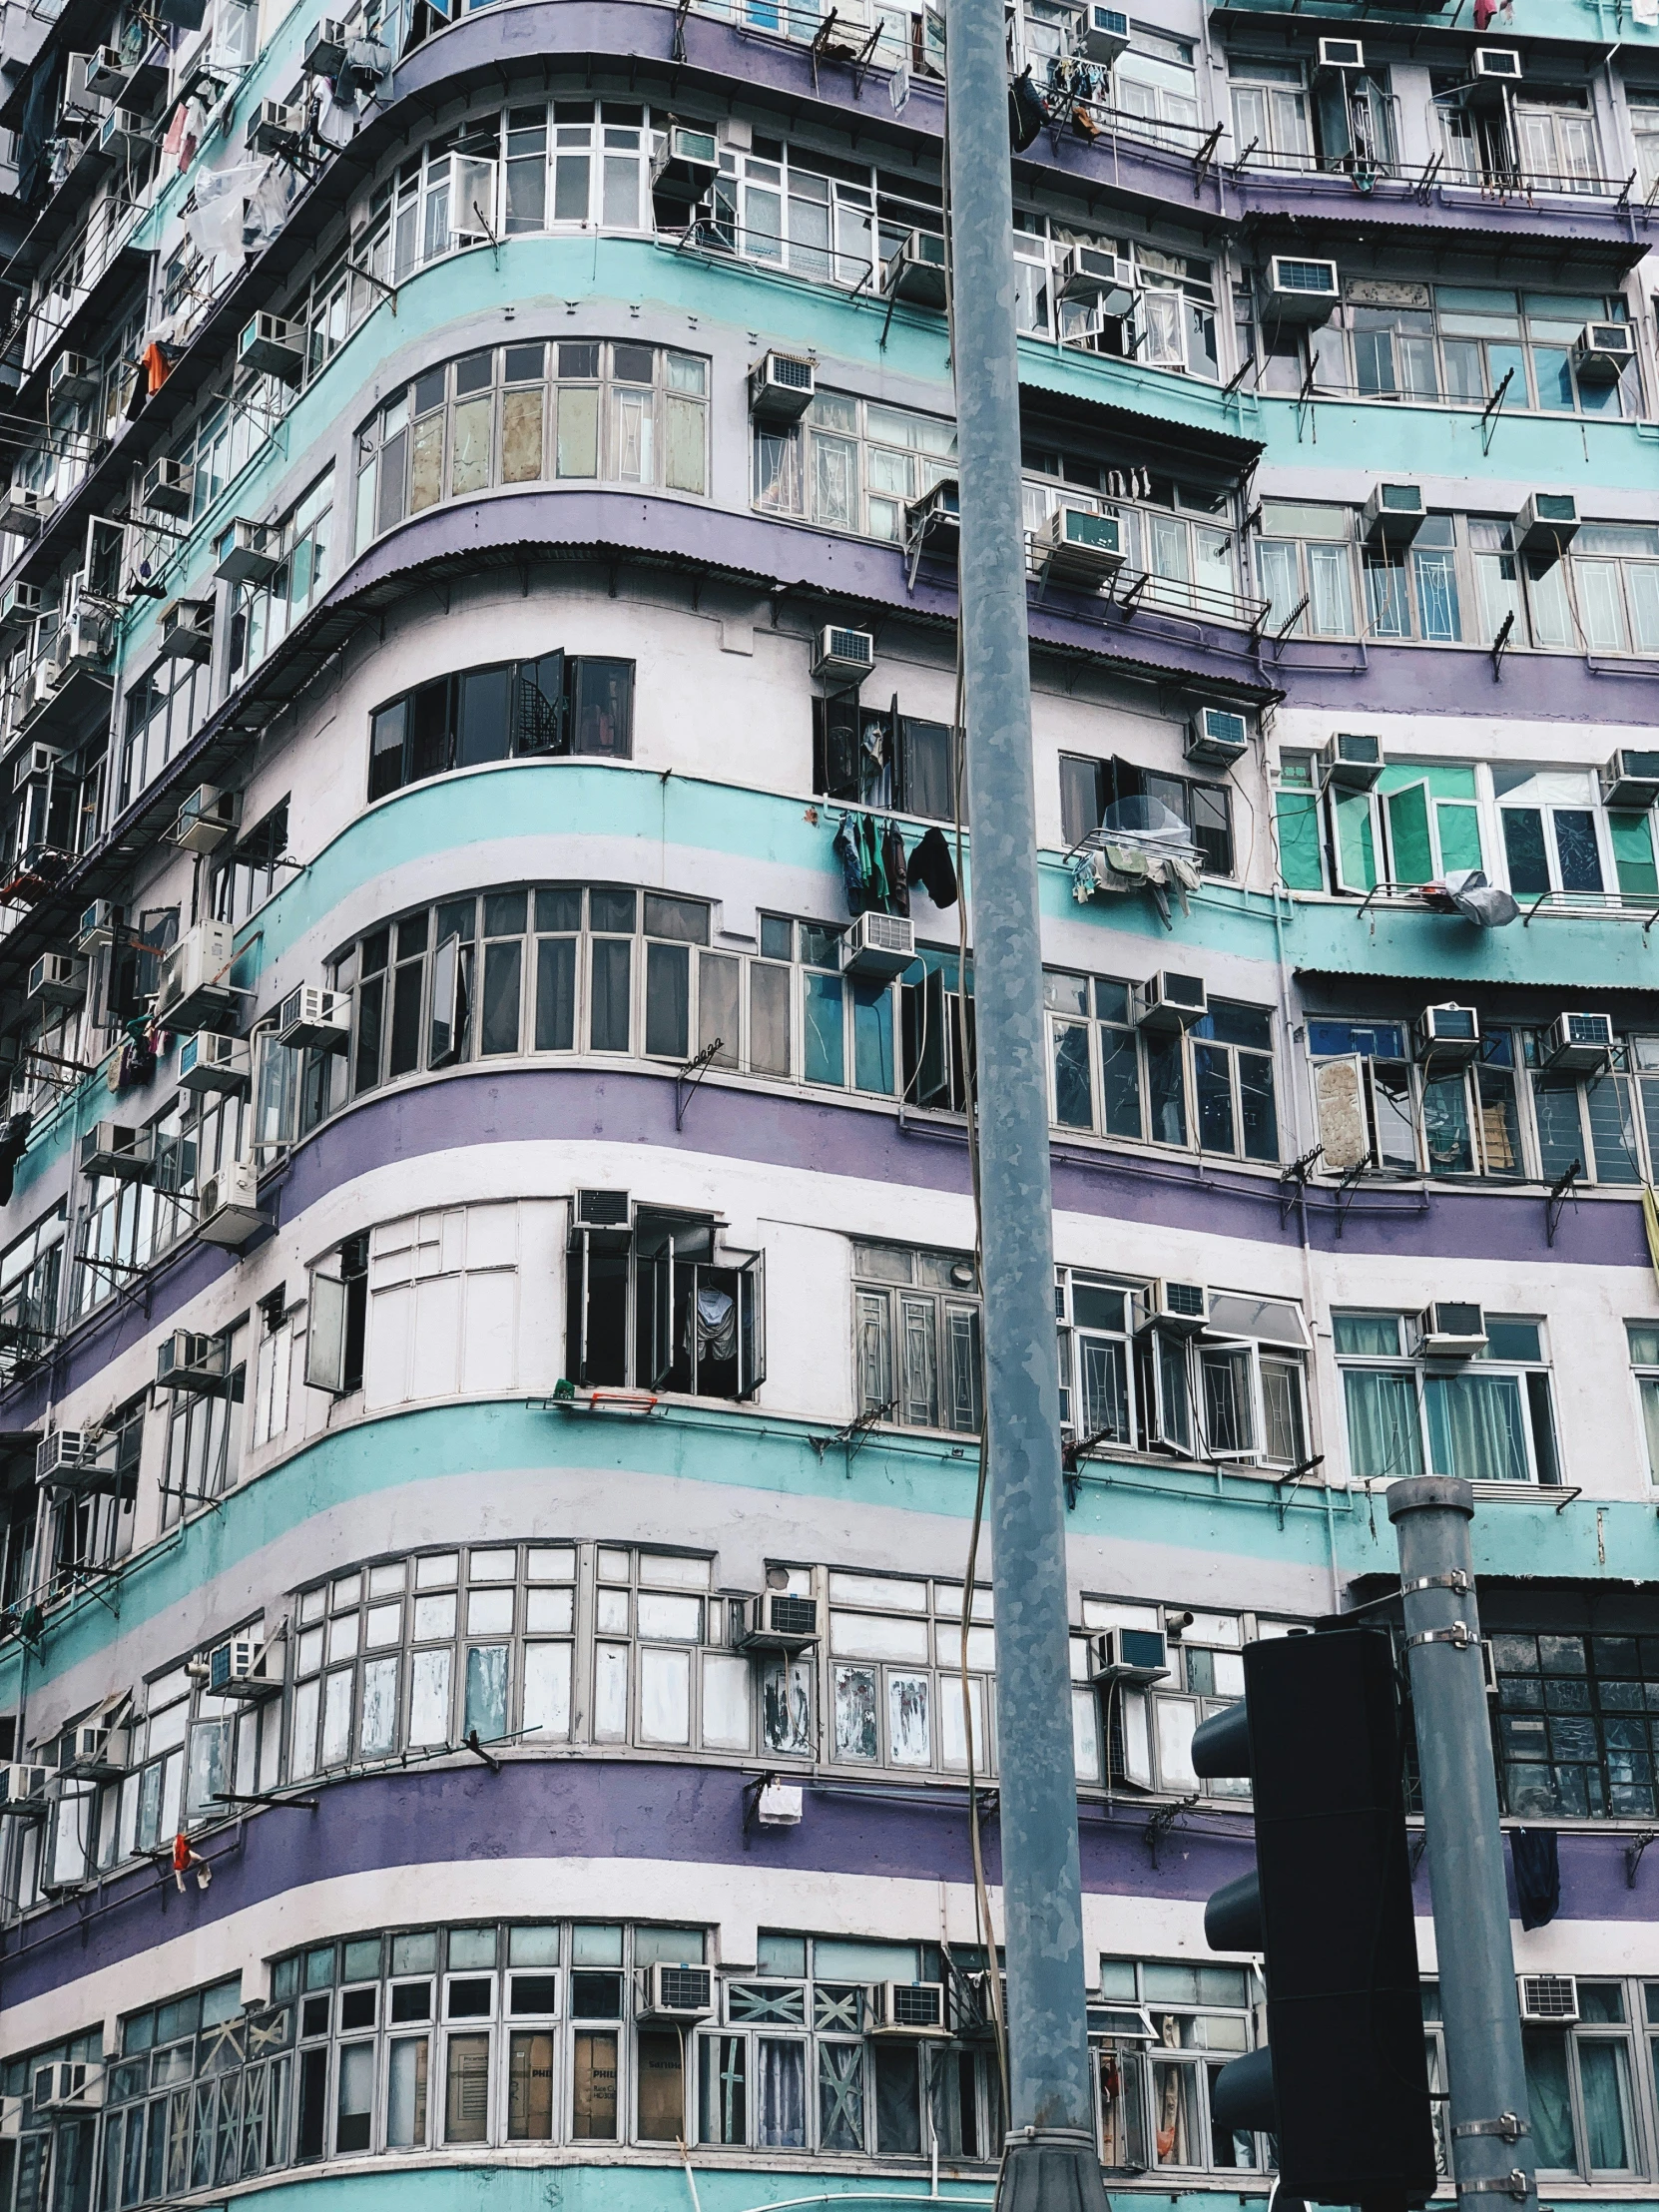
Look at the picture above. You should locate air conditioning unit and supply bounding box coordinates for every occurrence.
[170,785,242,852]
[0,487,49,537]
[100,107,152,159]
[85,45,129,94]
[882,228,949,310]
[158,1329,230,1392]
[1471,46,1521,79]
[1544,1009,1615,1071]
[1087,1625,1170,1684]
[1075,4,1129,60]
[904,476,960,557]
[1042,506,1125,589]
[1132,972,1207,1031]
[76,899,122,954]
[302,16,348,73]
[1414,1301,1487,1359]
[1137,1279,1210,1334]
[35,1428,99,1487]
[1518,1974,1577,2024]
[247,98,307,156]
[196,1157,268,1249]
[276,985,348,1050]
[749,351,816,423]
[80,1120,154,1182]
[63,1722,127,1776]
[215,517,278,585]
[639,1962,715,2019]
[575,1188,630,1228]
[1514,491,1579,556]
[1317,36,1365,68]
[9,743,60,793]
[652,123,720,204]
[1321,731,1385,791]
[1574,322,1634,383]
[239,311,305,383]
[744,1591,820,1648]
[872,1982,947,2037]
[1601,749,1659,811]
[1056,245,1137,316]
[34,2062,102,2112]
[1186,706,1248,766]
[157,919,237,1029]
[812,626,874,684]
[1412,1004,1481,1064]
[28,953,85,1009]
[208,1633,279,1697]
[842,910,915,979]
[178,1029,251,1094]
[48,353,97,406]
[56,612,110,674]
[1,1765,50,1818]
[0,582,45,632]
[156,597,214,663]
[143,458,194,517]
[1265,256,1341,325]
[1362,481,1424,546]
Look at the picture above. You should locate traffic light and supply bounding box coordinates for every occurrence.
[1192,1624,1436,2208]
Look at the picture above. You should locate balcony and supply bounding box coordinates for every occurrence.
[1285,888,1659,988]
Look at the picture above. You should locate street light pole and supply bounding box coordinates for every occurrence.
[942,0,1109,2200]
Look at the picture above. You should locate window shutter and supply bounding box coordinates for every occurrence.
[1313,1054,1375,1172]
[737,1251,766,1399]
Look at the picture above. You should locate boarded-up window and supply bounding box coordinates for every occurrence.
[572,2031,618,2138]
[508,2030,555,2139]
[363,1203,522,1409]
[1313,1055,1373,1172]
[449,395,492,496]
[409,413,445,512]
[444,2033,490,2142]
[665,395,706,493]
[637,2029,685,2141]
[557,387,599,477]
[502,386,545,482]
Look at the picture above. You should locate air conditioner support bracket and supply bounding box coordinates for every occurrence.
[809,1393,897,1473]
[1545,1158,1581,1247]
[675,1036,723,1130]
[1625,1829,1658,1888]
[1142,1794,1197,1870]
[1278,1144,1323,1222]
[1272,1452,1325,1529]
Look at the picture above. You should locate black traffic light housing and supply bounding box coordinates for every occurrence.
[1192,1625,1436,2209]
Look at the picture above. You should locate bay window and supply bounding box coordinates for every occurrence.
[1044,974,1277,1161]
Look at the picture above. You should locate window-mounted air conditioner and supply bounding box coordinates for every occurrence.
[302,16,348,74]
[215,517,277,585]
[63,1722,127,1776]
[239,311,305,384]
[0,582,45,632]
[1320,731,1384,791]
[56,612,110,674]
[1544,1009,1614,1072]
[1575,322,1633,383]
[80,1120,154,1182]
[1055,245,1137,316]
[905,476,960,555]
[1087,1625,1170,1684]
[1265,256,1341,325]
[29,953,85,1009]
[1601,749,1659,812]
[1362,482,1424,547]
[178,1029,252,1095]
[1414,1301,1487,1359]
[1471,46,1521,79]
[210,1633,282,1698]
[639,1963,715,2019]
[85,45,129,94]
[1412,1004,1480,1064]
[1514,491,1578,556]
[1137,1279,1209,1334]
[1132,972,1207,1032]
[35,2062,103,2112]
[0,486,49,537]
[1,1764,50,1818]
[749,351,816,423]
[157,918,237,1029]
[744,1590,820,1648]
[1317,36,1364,69]
[48,353,97,407]
[812,627,874,684]
[872,1982,947,2037]
[196,1158,268,1250]
[169,785,241,852]
[1186,706,1248,767]
[35,1428,99,1488]
[158,1329,231,1392]
[143,458,194,518]
[842,910,915,979]
[100,108,152,160]
[276,985,349,1051]
[650,123,719,210]
[156,597,214,664]
[1518,1974,1577,2024]
[1075,4,1129,60]
[882,228,949,310]
[1042,506,1125,589]
[13,742,62,793]
[575,1188,630,1228]
[247,98,307,156]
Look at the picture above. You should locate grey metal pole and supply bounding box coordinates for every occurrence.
[1389,1476,1537,2208]
[942,5,1107,2203]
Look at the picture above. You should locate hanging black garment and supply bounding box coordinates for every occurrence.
[907,827,959,909]
[1510,1828,1559,1931]
[0,1112,33,1207]
[883,821,909,916]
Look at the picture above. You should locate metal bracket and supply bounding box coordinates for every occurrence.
[1545,1159,1580,1247]
[1408,1621,1476,1651]
[1403,1570,1470,1596]
[1278,1145,1323,1223]
[1489,606,1515,675]
[1142,1795,1198,1870]
[675,1037,723,1130]
[1624,1829,1658,1887]
[1455,2173,1530,2200]
[1454,2116,1529,2143]
[810,1394,897,1474]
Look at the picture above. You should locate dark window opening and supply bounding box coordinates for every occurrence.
[1060,752,1234,876]
[368,656,634,799]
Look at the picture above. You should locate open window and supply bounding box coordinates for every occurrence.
[566,1201,764,1400]
[813,695,961,823]
[305,1236,368,1395]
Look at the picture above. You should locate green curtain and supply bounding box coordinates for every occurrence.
[1342,1371,1423,1480]
[1424,1374,1527,1482]
[1523,2030,1576,2170]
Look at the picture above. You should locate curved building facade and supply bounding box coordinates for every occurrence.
[0,0,1657,2201]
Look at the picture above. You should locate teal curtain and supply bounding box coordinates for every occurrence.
[804,973,844,1086]
[1342,1371,1423,1480]
[1580,2042,1631,2169]
[1424,1374,1528,1482]
[1523,2030,1576,2170]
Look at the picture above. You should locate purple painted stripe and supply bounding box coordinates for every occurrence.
[2,1067,1643,1430]
[0,1759,1644,2014]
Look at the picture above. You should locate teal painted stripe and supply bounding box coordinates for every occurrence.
[90,2163,987,2212]
[1255,390,1659,486]
[1286,895,1659,990]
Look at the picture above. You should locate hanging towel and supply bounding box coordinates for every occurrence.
[832,815,867,917]
[883,821,909,917]
[907,827,959,909]
[1511,1828,1559,1931]
[1071,854,1095,903]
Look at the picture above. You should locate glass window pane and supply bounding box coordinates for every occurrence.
[590,939,632,1052]
[444,2034,491,2143]
[464,1646,508,1741]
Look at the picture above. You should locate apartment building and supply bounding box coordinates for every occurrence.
[0,0,1653,2197]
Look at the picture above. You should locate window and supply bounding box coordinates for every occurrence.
[1492,1631,1659,1820]
[355,341,707,542]
[1333,1312,1560,1486]
[305,1235,369,1397]
[228,472,333,681]
[1071,1599,1257,1799]
[851,1242,981,1435]
[1021,465,1247,625]
[71,1102,200,1324]
[1095,1957,1266,2172]
[366,654,635,798]
[828,1573,994,1775]
[1059,755,1233,876]
[1043,975,1278,1163]
[755,388,956,544]
[1629,1323,1659,1484]
[159,1326,247,1526]
[120,653,211,812]
[212,799,291,928]
[0,1202,63,1382]
[361,1206,523,1410]
[813,696,960,824]
[1254,501,1359,637]
[566,1202,764,1400]
[1524,1983,1639,2179]
[1318,760,1484,896]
